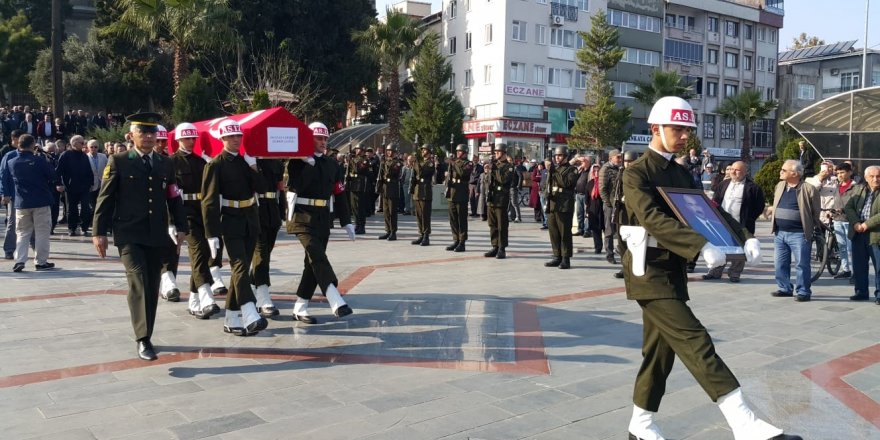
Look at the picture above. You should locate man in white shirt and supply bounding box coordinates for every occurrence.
[86,139,108,218]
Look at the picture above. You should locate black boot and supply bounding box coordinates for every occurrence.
[453,241,466,252]
[484,247,498,257]
[496,248,506,259]
[445,241,460,251]
[420,235,430,246]
[559,257,570,269]
[411,234,424,245]
[387,232,397,241]
[378,232,390,240]
[544,256,562,267]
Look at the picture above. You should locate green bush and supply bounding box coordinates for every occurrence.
[87,125,128,151]
[251,89,271,111]
[172,71,218,124]
[754,157,782,204]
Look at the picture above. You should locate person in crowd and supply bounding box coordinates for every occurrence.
[799,140,816,179]
[401,154,414,215]
[86,139,108,219]
[539,159,551,230]
[56,135,94,236]
[468,153,483,217]
[36,114,55,144]
[832,162,860,281]
[1,130,22,259]
[529,160,544,224]
[573,155,591,237]
[585,164,604,253]
[599,149,622,264]
[806,162,841,282]
[844,165,880,304]
[509,156,525,223]
[478,158,491,221]
[19,112,36,137]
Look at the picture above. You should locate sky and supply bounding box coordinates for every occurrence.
[375,0,880,51]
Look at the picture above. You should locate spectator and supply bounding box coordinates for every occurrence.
[700,149,715,174]
[833,162,860,281]
[53,117,66,140]
[56,135,94,236]
[572,155,591,236]
[706,161,766,282]
[401,154,414,215]
[701,163,715,186]
[845,160,863,184]
[86,139,108,216]
[685,148,700,182]
[19,113,36,137]
[529,160,543,223]
[585,163,604,253]
[599,150,622,263]
[74,110,87,135]
[42,141,62,234]
[36,114,55,144]
[91,111,108,130]
[0,135,56,272]
[798,140,815,178]
[539,159,551,230]
[806,161,841,252]
[478,158,491,221]
[770,159,821,301]
[1,129,24,259]
[468,154,483,217]
[844,165,880,304]
[509,157,525,222]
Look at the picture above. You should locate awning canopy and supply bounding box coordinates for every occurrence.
[327,123,389,153]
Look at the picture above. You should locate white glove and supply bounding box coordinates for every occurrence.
[207,237,220,259]
[301,157,315,166]
[701,242,725,269]
[244,154,257,167]
[744,238,762,266]
[168,225,178,245]
[344,224,356,241]
[201,153,212,163]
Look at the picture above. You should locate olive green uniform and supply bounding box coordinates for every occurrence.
[92,150,188,342]
[169,150,213,292]
[621,148,748,411]
[286,155,351,299]
[201,151,260,311]
[546,162,578,258]
[377,157,403,235]
[157,150,179,287]
[411,157,435,237]
[251,159,285,287]
[347,154,370,233]
[487,159,516,248]
[446,157,474,242]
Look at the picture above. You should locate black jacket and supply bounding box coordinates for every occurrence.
[712,177,765,234]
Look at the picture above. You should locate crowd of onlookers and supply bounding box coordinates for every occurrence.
[1,105,120,147]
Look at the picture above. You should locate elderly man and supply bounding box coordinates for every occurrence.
[844,165,880,304]
[770,159,821,301]
[57,135,94,236]
[706,161,766,282]
[798,140,815,178]
[86,139,108,219]
[599,149,622,264]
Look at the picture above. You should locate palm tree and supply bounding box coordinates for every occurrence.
[101,0,238,96]
[629,70,693,107]
[353,8,425,144]
[715,89,778,165]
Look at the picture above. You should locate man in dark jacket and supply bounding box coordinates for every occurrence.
[56,135,94,236]
[468,154,483,217]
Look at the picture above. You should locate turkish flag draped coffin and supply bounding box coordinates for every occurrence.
[168,107,314,158]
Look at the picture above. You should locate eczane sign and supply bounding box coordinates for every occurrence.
[505,84,546,98]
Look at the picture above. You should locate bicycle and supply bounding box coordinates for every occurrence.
[809,209,842,282]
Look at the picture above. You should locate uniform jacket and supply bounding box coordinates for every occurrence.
[254,158,285,230]
[598,162,620,205]
[170,149,208,221]
[621,148,747,301]
[770,180,820,241]
[377,157,403,197]
[287,154,351,231]
[446,157,473,203]
[844,184,880,244]
[346,155,370,193]
[411,158,435,201]
[712,177,765,234]
[92,150,187,246]
[546,162,578,213]
[201,150,260,240]
[487,159,515,207]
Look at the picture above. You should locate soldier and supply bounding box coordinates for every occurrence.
[544,146,579,269]
[202,119,268,336]
[376,143,403,241]
[151,124,181,302]
[411,144,435,246]
[445,144,473,252]
[91,112,188,361]
[347,144,370,234]
[621,97,800,440]
[251,157,285,318]
[600,149,623,264]
[484,144,516,259]
[287,122,355,324]
[612,150,639,279]
[170,122,220,319]
[366,147,379,215]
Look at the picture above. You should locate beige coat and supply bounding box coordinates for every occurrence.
[770,180,821,241]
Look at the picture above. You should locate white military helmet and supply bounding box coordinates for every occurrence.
[175,122,199,139]
[217,119,243,137]
[156,125,169,140]
[647,96,697,128]
[309,121,329,138]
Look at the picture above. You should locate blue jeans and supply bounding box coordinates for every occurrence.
[575,193,587,232]
[832,221,852,272]
[850,232,880,297]
[539,194,547,227]
[774,230,812,296]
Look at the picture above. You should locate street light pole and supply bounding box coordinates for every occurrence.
[863,0,870,88]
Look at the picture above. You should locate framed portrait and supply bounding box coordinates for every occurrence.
[657,187,745,261]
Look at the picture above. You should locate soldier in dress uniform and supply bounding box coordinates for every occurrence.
[286,122,355,324]
[484,143,516,259]
[621,97,801,440]
[151,124,181,302]
[201,119,268,336]
[169,122,220,319]
[376,143,403,241]
[445,144,473,252]
[91,112,188,361]
[347,144,370,234]
[544,146,578,269]
[251,157,285,318]
[411,144,435,246]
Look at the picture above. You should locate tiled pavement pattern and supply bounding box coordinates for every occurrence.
[1,212,879,439]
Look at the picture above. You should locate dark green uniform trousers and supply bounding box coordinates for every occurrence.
[210,238,224,268]
[547,211,573,258]
[160,245,179,277]
[415,200,431,235]
[382,193,398,233]
[350,191,368,229]
[118,244,162,341]
[251,224,279,287]
[223,237,256,311]
[487,206,509,248]
[634,298,740,411]
[294,211,338,299]
[448,201,468,242]
[185,217,213,292]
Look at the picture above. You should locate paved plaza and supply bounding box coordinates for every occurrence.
[1,212,878,439]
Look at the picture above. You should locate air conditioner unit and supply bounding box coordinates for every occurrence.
[551,15,564,26]
[830,68,840,76]
[464,107,475,117]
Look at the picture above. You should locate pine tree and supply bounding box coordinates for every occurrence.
[569,11,631,152]
[172,70,218,123]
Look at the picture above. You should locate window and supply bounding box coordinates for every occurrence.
[512,20,526,41]
[485,24,493,44]
[449,0,457,19]
[757,56,766,71]
[621,47,660,67]
[465,32,472,50]
[703,116,715,139]
[743,24,753,40]
[752,118,774,148]
[725,52,738,68]
[610,81,636,98]
[550,28,577,48]
[535,24,547,45]
[797,84,815,100]
[707,81,718,97]
[765,87,775,100]
[537,0,547,3]
[769,29,777,43]
[664,39,704,65]
[757,27,766,42]
[841,72,861,91]
[449,37,457,54]
[534,65,545,84]
[609,9,662,33]
[767,58,775,73]
[579,0,588,11]
[721,118,735,139]
[708,17,718,32]
[743,55,752,71]
[548,68,572,87]
[449,73,456,92]
[708,49,718,65]
[465,0,471,11]
[575,70,587,89]
[484,64,492,84]
[510,62,526,83]
[724,84,738,97]
[507,103,543,119]
[576,34,585,50]
[464,69,473,88]
[725,21,738,38]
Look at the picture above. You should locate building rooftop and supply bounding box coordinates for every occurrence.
[778,40,860,64]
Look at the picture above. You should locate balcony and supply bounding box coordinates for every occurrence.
[550,2,578,21]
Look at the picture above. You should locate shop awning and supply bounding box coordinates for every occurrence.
[327,123,389,153]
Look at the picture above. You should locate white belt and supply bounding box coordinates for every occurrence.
[295,197,329,207]
[647,236,659,247]
[257,192,276,199]
[222,197,255,208]
[182,193,201,201]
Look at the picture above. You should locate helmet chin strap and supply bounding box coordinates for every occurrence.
[658,124,671,152]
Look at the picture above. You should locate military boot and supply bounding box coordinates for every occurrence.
[378,232,390,240]
[496,248,507,259]
[445,241,460,251]
[387,232,397,241]
[411,234,424,245]
[544,256,562,267]
[484,247,498,257]
[453,241,466,252]
[420,235,430,246]
[559,257,571,269]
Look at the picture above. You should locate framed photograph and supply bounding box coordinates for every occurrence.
[657,187,745,261]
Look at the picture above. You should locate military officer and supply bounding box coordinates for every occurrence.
[544,146,578,269]
[286,121,355,324]
[376,143,403,240]
[170,122,219,319]
[251,157,285,318]
[201,119,268,336]
[347,144,370,234]
[445,144,473,252]
[411,144,435,246]
[91,112,188,361]
[484,144,516,259]
[621,97,801,440]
